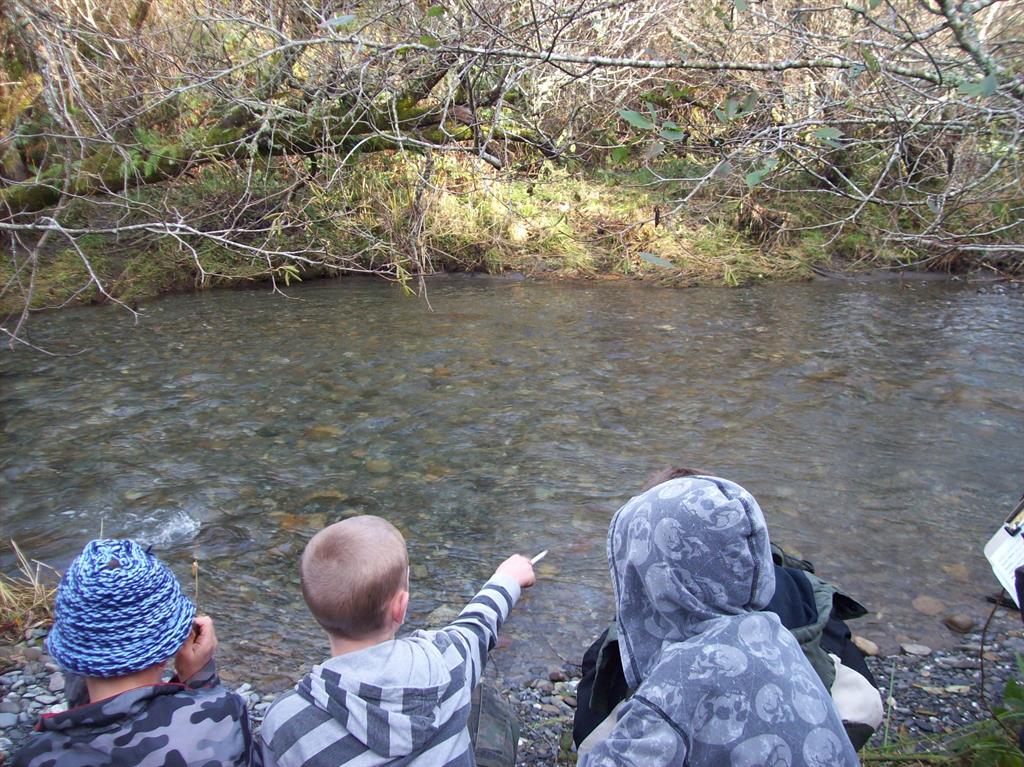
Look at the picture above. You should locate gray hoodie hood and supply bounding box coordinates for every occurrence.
[581,475,859,767]
[608,475,776,689]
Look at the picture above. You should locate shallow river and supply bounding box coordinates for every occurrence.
[2,276,1022,688]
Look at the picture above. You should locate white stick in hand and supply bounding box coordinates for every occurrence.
[531,550,548,565]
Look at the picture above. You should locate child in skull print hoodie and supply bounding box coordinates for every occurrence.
[578,475,861,767]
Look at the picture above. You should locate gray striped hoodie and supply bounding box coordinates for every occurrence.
[258,574,521,767]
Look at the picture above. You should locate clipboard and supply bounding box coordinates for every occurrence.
[984,496,1024,607]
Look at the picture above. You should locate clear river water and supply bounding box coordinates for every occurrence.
[1,276,1022,689]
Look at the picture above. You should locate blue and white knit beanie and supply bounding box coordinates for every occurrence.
[46,539,196,678]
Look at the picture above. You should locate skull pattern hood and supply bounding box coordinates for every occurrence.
[582,476,860,767]
[609,475,776,689]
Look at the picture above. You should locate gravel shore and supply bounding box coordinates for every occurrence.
[3,616,1024,764]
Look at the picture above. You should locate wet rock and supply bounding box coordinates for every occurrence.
[852,636,879,656]
[902,643,932,656]
[937,657,980,670]
[410,564,429,580]
[1002,636,1024,654]
[547,668,567,682]
[304,426,345,440]
[912,596,945,616]
[424,606,459,627]
[365,459,392,474]
[943,614,976,634]
[941,563,970,582]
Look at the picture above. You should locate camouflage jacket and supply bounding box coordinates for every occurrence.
[12,658,254,767]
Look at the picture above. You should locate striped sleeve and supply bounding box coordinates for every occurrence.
[436,574,521,687]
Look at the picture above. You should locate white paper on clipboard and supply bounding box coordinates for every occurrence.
[985,526,1024,608]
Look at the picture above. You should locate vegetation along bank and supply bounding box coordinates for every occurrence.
[2,0,1022,344]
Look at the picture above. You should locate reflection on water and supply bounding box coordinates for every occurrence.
[2,277,1022,686]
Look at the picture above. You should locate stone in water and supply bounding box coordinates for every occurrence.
[943,614,976,634]
[912,595,945,616]
[902,643,932,656]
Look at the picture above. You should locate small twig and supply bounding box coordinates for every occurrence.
[883,656,898,746]
[860,754,953,763]
[191,560,200,612]
[979,598,1018,742]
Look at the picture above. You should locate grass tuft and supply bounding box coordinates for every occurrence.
[0,542,58,645]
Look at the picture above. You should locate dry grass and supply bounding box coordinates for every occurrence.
[0,542,59,644]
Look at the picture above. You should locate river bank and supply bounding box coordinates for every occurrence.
[2,610,1024,765]
[4,159,1019,323]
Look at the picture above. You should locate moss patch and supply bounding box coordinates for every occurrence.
[2,156,923,315]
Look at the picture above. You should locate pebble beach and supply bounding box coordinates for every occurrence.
[3,609,1024,765]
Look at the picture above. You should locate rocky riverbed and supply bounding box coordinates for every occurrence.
[2,614,1024,764]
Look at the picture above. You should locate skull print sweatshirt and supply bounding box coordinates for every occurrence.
[579,476,860,767]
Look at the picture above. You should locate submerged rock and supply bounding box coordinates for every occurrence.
[365,458,392,474]
[943,614,976,634]
[911,595,945,616]
[424,606,459,627]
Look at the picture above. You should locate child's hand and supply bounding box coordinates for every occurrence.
[494,555,536,589]
[174,615,218,682]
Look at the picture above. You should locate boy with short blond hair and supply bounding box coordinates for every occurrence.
[259,515,534,767]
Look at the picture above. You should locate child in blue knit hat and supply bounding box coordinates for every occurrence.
[12,539,255,767]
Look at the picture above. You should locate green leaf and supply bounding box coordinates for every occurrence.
[419,34,441,48]
[713,160,734,178]
[745,156,778,187]
[868,0,882,9]
[814,127,844,149]
[659,127,688,142]
[618,109,656,130]
[639,252,675,268]
[425,5,446,17]
[862,48,880,72]
[610,146,631,163]
[322,13,357,27]
[735,0,749,10]
[959,73,998,97]
[642,140,666,161]
[666,84,695,100]
[741,92,758,114]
